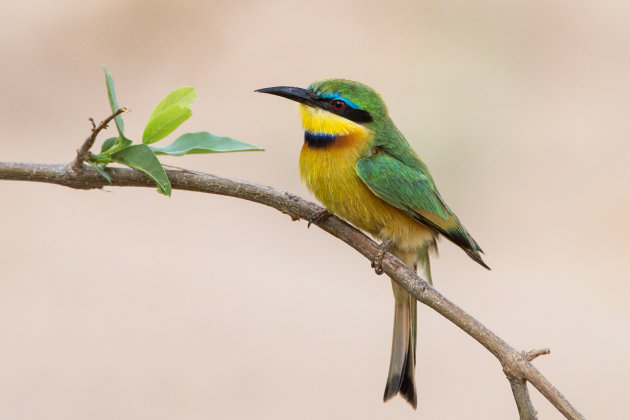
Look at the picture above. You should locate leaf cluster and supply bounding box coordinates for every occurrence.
[90,68,263,195]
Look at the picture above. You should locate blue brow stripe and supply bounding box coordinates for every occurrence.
[318,92,360,109]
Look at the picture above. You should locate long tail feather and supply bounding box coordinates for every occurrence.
[383,247,432,409]
[383,281,417,408]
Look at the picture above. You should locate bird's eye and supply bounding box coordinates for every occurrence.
[332,99,346,110]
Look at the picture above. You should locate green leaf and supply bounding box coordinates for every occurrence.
[111,144,172,196]
[149,87,197,120]
[142,105,192,144]
[103,66,125,136]
[150,132,264,156]
[142,87,197,145]
[118,136,133,148]
[100,137,117,153]
[98,136,132,158]
[90,162,112,183]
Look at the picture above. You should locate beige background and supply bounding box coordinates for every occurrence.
[1,1,629,419]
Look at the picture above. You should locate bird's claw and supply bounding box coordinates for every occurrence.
[371,239,392,275]
[307,209,331,228]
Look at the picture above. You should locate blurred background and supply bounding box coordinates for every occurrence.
[1,1,628,418]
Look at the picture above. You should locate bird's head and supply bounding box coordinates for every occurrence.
[256,79,388,145]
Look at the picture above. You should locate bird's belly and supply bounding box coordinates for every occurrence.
[299,144,434,255]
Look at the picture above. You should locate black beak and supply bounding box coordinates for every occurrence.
[255,86,320,108]
[256,85,374,124]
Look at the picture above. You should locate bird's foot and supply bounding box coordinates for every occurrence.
[371,239,392,275]
[307,209,331,228]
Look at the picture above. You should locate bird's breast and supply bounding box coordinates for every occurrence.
[299,133,434,254]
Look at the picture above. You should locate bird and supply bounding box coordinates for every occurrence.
[256,79,488,409]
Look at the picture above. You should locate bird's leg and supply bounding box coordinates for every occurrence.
[307,209,331,228]
[371,239,392,275]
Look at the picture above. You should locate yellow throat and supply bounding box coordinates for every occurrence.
[298,104,368,137]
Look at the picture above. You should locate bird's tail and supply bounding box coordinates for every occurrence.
[383,248,431,409]
[383,281,417,408]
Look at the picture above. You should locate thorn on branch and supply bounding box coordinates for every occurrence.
[525,348,550,361]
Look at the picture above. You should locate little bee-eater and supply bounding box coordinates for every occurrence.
[257,79,488,409]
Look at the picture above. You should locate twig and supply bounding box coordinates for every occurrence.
[69,107,127,173]
[0,162,586,420]
[526,348,551,361]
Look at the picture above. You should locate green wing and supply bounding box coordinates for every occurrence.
[356,152,488,269]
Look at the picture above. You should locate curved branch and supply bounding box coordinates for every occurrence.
[0,161,586,420]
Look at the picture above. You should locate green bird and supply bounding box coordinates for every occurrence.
[257,79,488,408]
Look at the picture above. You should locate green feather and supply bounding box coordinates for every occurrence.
[357,152,488,269]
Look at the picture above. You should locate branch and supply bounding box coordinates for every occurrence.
[0,161,586,419]
[509,377,538,420]
[69,107,127,173]
[507,348,552,419]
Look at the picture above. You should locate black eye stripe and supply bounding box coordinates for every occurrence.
[311,95,373,123]
[328,104,373,123]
